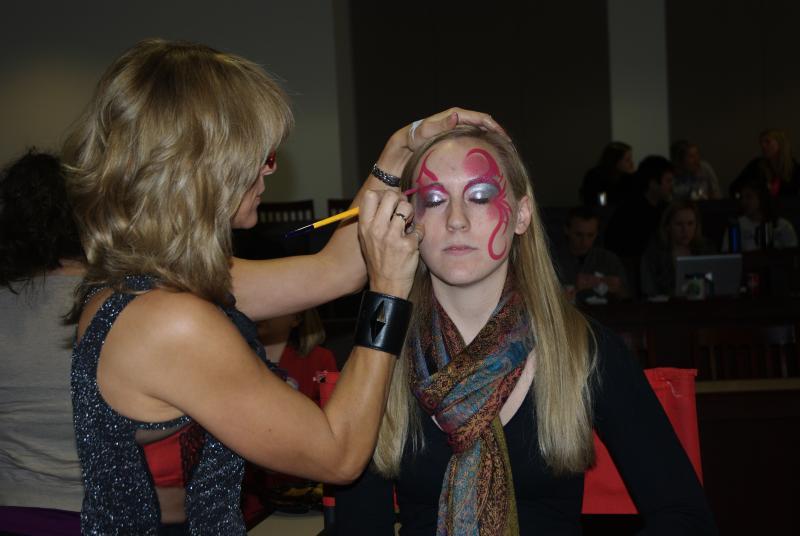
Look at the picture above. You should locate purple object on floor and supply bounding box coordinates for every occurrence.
[0,506,80,536]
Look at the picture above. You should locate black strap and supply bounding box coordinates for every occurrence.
[353,290,412,356]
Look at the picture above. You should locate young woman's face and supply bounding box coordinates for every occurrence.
[760,136,780,160]
[669,208,697,247]
[231,152,276,229]
[617,149,635,174]
[684,145,701,174]
[411,138,530,289]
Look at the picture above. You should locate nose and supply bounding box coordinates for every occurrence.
[446,199,469,231]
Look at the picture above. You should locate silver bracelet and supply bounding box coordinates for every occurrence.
[371,163,401,188]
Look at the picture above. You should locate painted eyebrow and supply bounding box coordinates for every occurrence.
[462,176,501,193]
[418,183,447,194]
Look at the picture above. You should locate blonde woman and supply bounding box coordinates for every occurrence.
[336,127,715,535]
[732,129,800,198]
[64,39,504,534]
[640,200,713,298]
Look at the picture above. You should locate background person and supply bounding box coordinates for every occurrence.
[243,308,339,520]
[722,178,798,252]
[579,141,636,207]
[670,139,722,200]
[257,307,337,405]
[0,150,85,534]
[554,206,629,303]
[604,155,675,259]
[640,199,714,298]
[730,128,800,198]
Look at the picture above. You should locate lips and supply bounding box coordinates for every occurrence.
[443,245,476,255]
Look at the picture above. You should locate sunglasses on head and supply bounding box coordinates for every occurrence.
[265,151,277,169]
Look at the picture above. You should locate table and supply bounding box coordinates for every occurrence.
[580,295,800,368]
[247,511,323,536]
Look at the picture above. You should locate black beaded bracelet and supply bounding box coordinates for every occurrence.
[371,163,401,188]
[353,290,413,356]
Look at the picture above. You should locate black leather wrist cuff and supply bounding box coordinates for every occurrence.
[353,290,413,356]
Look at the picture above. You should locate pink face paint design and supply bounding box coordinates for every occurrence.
[414,153,443,218]
[463,148,511,260]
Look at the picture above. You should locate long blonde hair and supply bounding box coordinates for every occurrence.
[760,129,794,184]
[373,127,596,477]
[63,39,293,305]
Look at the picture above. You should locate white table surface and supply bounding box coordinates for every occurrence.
[247,511,323,536]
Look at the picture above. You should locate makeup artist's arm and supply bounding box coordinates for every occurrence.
[87,191,420,485]
[232,108,507,321]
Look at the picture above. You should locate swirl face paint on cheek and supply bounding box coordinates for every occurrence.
[463,148,511,260]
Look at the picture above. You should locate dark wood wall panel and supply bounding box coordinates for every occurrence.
[349,1,611,206]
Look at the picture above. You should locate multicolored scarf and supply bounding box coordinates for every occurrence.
[409,276,535,536]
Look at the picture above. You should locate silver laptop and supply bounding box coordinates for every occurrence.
[674,254,743,297]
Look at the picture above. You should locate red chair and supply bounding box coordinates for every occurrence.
[582,367,703,514]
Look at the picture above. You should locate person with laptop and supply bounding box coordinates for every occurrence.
[641,199,714,297]
[553,206,630,304]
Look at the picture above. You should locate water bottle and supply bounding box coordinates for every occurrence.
[755,221,774,250]
[727,220,741,253]
[704,272,715,298]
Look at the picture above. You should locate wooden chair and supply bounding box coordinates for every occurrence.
[258,200,315,224]
[691,324,799,381]
[327,198,353,217]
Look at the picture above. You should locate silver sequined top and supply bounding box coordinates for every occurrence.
[72,276,266,534]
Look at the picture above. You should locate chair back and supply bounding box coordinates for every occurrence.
[691,324,799,380]
[258,200,315,224]
[327,198,353,217]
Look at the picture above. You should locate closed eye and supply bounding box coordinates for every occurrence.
[465,182,499,204]
[422,193,447,208]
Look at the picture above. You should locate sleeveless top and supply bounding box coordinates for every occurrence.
[72,275,267,535]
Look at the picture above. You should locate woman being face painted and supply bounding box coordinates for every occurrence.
[335,126,716,536]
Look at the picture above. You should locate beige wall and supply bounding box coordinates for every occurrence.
[0,0,344,217]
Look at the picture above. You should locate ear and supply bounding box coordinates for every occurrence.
[514,195,533,235]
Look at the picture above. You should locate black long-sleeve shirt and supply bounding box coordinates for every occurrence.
[335,326,717,535]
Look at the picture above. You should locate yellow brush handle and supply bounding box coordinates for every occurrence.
[312,207,360,229]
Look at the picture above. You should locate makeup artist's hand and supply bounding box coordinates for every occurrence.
[375,108,509,178]
[404,108,509,151]
[358,189,422,299]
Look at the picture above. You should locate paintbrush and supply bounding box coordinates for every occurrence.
[285,187,419,238]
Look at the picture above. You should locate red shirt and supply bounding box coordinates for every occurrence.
[278,345,337,404]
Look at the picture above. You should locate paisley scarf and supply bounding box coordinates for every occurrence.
[409,276,535,535]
